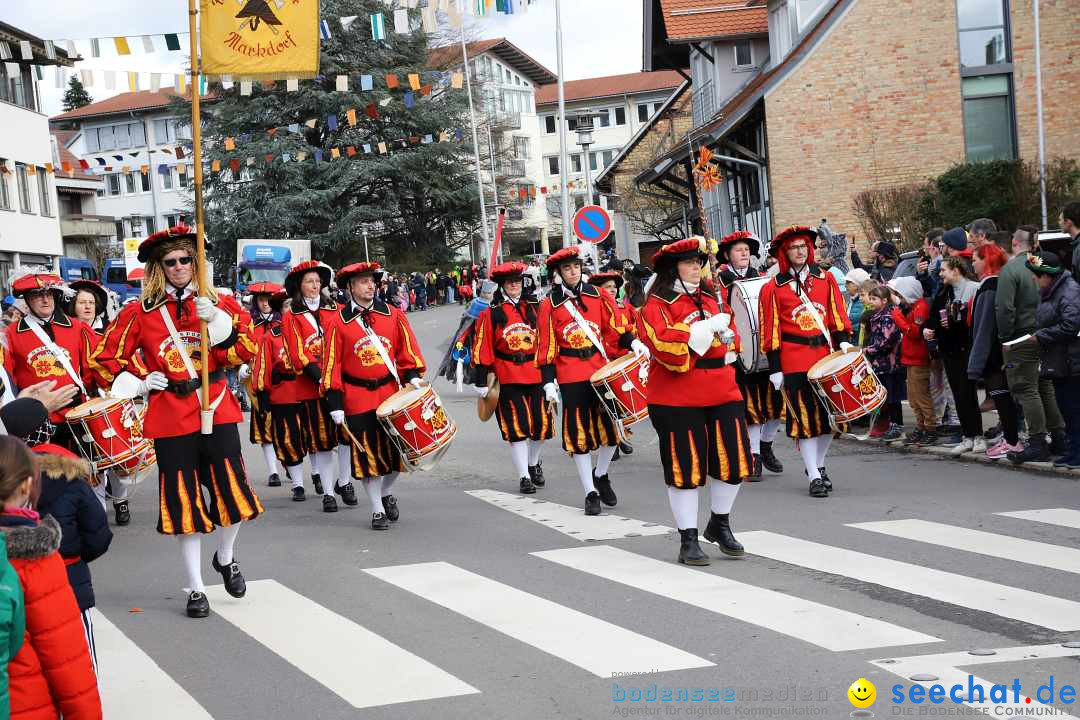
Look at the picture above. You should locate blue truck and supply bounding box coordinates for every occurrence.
[235,239,311,293]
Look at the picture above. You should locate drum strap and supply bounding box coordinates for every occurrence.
[353,312,400,386]
[562,295,609,363]
[158,305,228,411]
[302,310,322,337]
[794,284,834,353]
[25,318,87,396]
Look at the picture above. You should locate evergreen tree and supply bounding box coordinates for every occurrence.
[62,75,93,111]
[178,0,480,272]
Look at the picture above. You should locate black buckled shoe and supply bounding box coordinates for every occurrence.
[519,476,537,494]
[619,441,634,455]
[703,513,745,557]
[291,486,306,501]
[809,477,828,498]
[322,495,338,513]
[528,462,545,487]
[186,590,210,618]
[335,481,358,506]
[113,500,130,526]
[747,454,763,481]
[211,552,247,598]
[382,495,399,522]
[677,528,710,566]
[371,512,390,530]
[584,491,602,516]
[760,441,784,473]
[593,472,617,507]
[311,473,323,495]
[818,467,832,492]
[267,472,281,487]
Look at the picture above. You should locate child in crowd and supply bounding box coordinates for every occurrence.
[863,285,904,440]
[857,278,881,346]
[844,268,871,337]
[889,276,935,445]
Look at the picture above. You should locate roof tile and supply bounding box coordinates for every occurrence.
[50,87,192,122]
[536,70,685,106]
[659,0,768,42]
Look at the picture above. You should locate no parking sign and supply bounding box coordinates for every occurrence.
[572,205,612,244]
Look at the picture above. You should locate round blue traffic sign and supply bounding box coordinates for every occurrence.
[573,205,612,244]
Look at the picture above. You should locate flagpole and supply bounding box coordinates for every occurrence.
[554,0,572,250]
[460,5,491,265]
[187,0,211,426]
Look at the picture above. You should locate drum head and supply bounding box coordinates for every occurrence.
[589,353,640,384]
[731,277,769,373]
[808,350,858,380]
[67,396,120,420]
[376,384,429,417]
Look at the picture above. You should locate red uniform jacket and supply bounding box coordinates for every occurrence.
[535,283,631,385]
[759,265,851,374]
[93,291,257,438]
[281,300,338,402]
[472,298,542,385]
[892,299,931,366]
[323,300,425,415]
[252,321,301,406]
[637,287,743,407]
[3,312,96,422]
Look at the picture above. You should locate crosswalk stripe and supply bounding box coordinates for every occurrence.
[849,519,1080,574]
[204,580,479,709]
[364,561,713,676]
[91,608,216,720]
[532,545,940,652]
[465,489,673,541]
[997,508,1080,529]
[740,531,1080,631]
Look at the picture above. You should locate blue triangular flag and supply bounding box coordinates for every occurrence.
[403,92,415,108]
[327,115,338,131]
[360,74,373,91]
[282,152,291,162]
[363,144,372,154]
[315,150,323,163]
[288,123,300,133]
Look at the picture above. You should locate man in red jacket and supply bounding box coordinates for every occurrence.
[94,225,262,618]
[759,226,852,498]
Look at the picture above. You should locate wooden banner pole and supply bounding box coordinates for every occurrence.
[187,0,212,422]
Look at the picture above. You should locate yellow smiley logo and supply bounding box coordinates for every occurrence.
[848,678,876,708]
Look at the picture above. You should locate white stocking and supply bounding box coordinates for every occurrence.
[285,463,305,489]
[178,535,205,592]
[309,455,319,477]
[363,477,382,512]
[573,453,595,494]
[216,522,241,565]
[594,444,617,476]
[527,439,544,466]
[92,480,108,510]
[762,418,782,443]
[337,445,354,486]
[260,443,279,476]
[509,441,530,479]
[111,472,130,501]
[747,424,763,454]
[666,486,699,530]
[709,482,740,514]
[314,450,336,496]
[381,473,398,497]
[815,433,832,468]
[799,437,821,480]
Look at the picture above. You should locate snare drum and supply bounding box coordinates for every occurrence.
[376,384,457,470]
[806,349,886,423]
[590,353,649,429]
[65,396,156,475]
[729,276,771,373]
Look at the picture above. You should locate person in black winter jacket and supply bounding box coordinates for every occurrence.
[1029,252,1080,468]
[32,444,112,672]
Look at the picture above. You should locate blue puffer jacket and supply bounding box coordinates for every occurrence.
[33,451,112,611]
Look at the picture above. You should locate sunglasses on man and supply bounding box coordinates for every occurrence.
[163,256,193,268]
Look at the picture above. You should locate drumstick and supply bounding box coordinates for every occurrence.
[338,421,368,455]
[778,386,808,439]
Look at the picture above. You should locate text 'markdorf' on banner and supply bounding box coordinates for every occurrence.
[200,0,320,80]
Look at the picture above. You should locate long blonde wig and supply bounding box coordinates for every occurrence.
[141,238,218,305]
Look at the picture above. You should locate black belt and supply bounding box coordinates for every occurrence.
[694,357,728,369]
[559,346,598,359]
[496,350,533,364]
[781,333,829,348]
[163,370,225,397]
[343,372,395,390]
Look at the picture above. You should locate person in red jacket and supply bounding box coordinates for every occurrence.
[252,291,311,500]
[471,262,552,495]
[588,270,638,459]
[759,226,852,498]
[323,262,426,530]
[281,261,357,513]
[637,237,752,565]
[0,435,102,720]
[887,276,935,445]
[535,247,647,515]
[242,282,285,488]
[93,224,262,618]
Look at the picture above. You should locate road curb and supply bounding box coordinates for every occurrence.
[837,436,1080,479]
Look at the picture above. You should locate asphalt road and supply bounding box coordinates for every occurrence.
[90,302,1080,720]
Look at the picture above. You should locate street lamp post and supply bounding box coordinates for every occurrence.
[363,226,369,262]
[575,112,598,266]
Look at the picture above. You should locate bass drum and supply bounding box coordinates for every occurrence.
[729,276,771,374]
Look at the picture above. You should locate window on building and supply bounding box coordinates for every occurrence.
[513,136,530,160]
[614,106,626,126]
[123,173,136,194]
[177,168,191,189]
[962,75,1015,161]
[770,3,793,60]
[547,156,559,175]
[106,173,121,196]
[566,115,578,132]
[596,109,611,128]
[84,128,100,153]
[114,124,132,149]
[154,118,178,145]
[734,40,754,68]
[637,103,650,123]
[139,171,151,192]
[15,164,32,213]
[571,154,582,173]
[36,171,51,216]
[0,163,11,210]
[164,213,187,228]
[796,0,828,30]
[143,216,156,235]
[161,168,174,190]
[956,0,1008,68]
[589,152,599,172]
[602,149,615,167]
[543,115,556,134]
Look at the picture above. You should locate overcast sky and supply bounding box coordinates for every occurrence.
[7,0,643,116]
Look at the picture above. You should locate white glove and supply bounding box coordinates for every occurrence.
[110,370,160,399]
[330,409,345,425]
[839,342,855,353]
[238,364,251,382]
[688,321,714,357]
[630,338,650,360]
[409,377,425,389]
[706,313,731,333]
[194,296,217,322]
[543,382,560,406]
[473,385,490,398]
[718,328,736,346]
[724,351,738,366]
[769,372,784,390]
[194,297,234,346]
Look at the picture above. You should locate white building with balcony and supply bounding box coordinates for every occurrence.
[0,21,73,290]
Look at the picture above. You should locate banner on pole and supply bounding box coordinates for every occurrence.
[200,0,320,80]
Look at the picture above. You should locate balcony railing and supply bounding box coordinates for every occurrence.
[692,80,715,128]
[61,215,117,239]
[497,158,528,178]
[493,112,522,130]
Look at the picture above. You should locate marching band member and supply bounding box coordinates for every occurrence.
[243,282,285,487]
[252,290,310,500]
[94,224,263,618]
[588,270,638,458]
[535,247,648,515]
[471,262,552,495]
[323,262,426,530]
[759,226,853,498]
[639,237,752,564]
[281,261,357,513]
[715,231,785,478]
